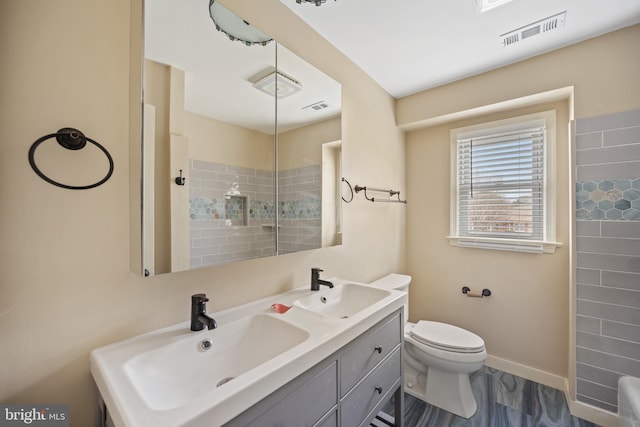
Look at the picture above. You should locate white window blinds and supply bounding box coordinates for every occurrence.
[457,127,545,241]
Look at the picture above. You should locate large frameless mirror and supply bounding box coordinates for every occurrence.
[140,0,342,276]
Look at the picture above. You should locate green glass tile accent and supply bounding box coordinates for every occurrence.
[577,179,640,221]
[277,197,321,220]
[189,197,221,220]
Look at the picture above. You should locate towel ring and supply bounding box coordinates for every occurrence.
[341,177,354,203]
[28,128,114,190]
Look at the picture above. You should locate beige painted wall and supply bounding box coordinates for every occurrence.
[185,111,274,171]
[0,1,405,426]
[278,116,342,170]
[407,100,571,376]
[403,25,640,380]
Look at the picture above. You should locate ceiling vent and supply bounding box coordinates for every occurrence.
[302,101,329,113]
[500,11,567,47]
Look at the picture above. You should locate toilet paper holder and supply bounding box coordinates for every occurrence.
[462,286,492,298]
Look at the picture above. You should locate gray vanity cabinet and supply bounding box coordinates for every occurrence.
[225,309,403,427]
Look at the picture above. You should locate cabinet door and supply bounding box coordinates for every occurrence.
[341,347,401,427]
[340,313,401,396]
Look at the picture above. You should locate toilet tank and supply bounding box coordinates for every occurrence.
[369,274,411,320]
[619,376,640,427]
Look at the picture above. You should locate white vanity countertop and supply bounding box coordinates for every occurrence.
[90,278,406,427]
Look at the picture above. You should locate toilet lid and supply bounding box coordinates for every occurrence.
[409,321,485,353]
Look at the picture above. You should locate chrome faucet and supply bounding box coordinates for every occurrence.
[311,268,333,291]
[191,294,217,331]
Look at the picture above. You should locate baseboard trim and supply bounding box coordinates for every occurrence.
[485,355,566,390]
[485,355,618,427]
[566,395,619,427]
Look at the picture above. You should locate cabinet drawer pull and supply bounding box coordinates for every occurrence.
[374,346,382,354]
[374,386,382,395]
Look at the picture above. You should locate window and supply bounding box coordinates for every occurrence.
[448,111,562,253]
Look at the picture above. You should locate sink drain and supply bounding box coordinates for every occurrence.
[200,338,213,351]
[216,377,235,387]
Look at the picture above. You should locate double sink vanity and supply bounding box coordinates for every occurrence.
[91,278,406,427]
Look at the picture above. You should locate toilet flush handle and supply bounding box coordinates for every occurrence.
[374,346,382,354]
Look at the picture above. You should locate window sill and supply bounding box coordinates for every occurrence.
[446,236,563,254]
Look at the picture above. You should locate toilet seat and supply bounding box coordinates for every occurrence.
[409,321,485,354]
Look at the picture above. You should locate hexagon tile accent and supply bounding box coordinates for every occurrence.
[576,179,640,220]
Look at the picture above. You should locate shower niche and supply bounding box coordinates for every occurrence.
[224,194,248,227]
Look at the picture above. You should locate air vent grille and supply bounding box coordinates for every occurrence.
[500,11,566,47]
[503,33,520,46]
[302,101,329,113]
[543,17,561,32]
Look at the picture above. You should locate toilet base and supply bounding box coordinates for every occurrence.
[404,363,478,419]
[404,365,428,401]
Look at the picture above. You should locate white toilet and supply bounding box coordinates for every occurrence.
[369,274,487,419]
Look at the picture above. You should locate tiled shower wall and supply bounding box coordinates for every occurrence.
[278,164,322,255]
[575,109,640,413]
[189,160,276,269]
[188,160,322,267]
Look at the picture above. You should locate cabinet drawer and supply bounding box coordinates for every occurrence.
[340,347,401,427]
[314,409,337,427]
[340,313,401,396]
[229,361,337,427]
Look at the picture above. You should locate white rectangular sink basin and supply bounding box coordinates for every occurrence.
[293,283,391,319]
[123,314,309,411]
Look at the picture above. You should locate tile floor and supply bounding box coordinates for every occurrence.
[379,367,601,427]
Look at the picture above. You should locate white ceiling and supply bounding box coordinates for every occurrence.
[146,0,640,133]
[281,0,640,99]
